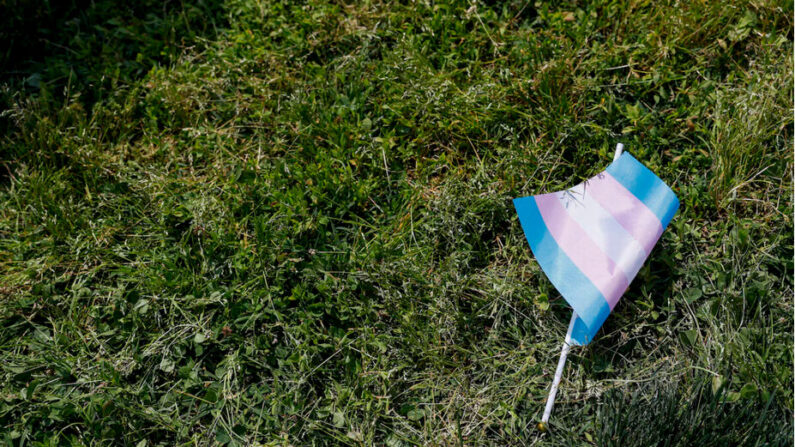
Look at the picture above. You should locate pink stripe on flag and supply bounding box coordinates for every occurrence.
[584,172,664,255]
[535,194,629,309]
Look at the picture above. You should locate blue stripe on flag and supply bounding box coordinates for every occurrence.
[570,315,602,346]
[513,196,611,345]
[606,153,680,228]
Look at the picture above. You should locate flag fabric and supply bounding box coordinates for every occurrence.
[513,152,679,345]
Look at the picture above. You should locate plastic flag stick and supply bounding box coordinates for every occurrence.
[538,311,576,429]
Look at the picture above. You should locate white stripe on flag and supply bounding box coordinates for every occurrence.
[557,183,648,283]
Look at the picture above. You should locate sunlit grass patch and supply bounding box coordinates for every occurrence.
[0,0,791,445]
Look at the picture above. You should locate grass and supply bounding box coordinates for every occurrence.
[0,0,792,445]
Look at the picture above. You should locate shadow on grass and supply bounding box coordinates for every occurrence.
[1,0,227,104]
[593,378,792,447]
[0,0,229,186]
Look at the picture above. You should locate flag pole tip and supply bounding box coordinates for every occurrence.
[537,422,547,432]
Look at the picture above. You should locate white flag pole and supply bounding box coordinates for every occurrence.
[538,312,576,430]
[537,143,624,432]
[614,143,624,161]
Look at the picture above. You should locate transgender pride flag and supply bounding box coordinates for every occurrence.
[514,151,679,345]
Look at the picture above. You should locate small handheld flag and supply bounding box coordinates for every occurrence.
[514,144,679,428]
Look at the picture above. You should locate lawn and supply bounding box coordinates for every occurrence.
[1,0,792,445]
